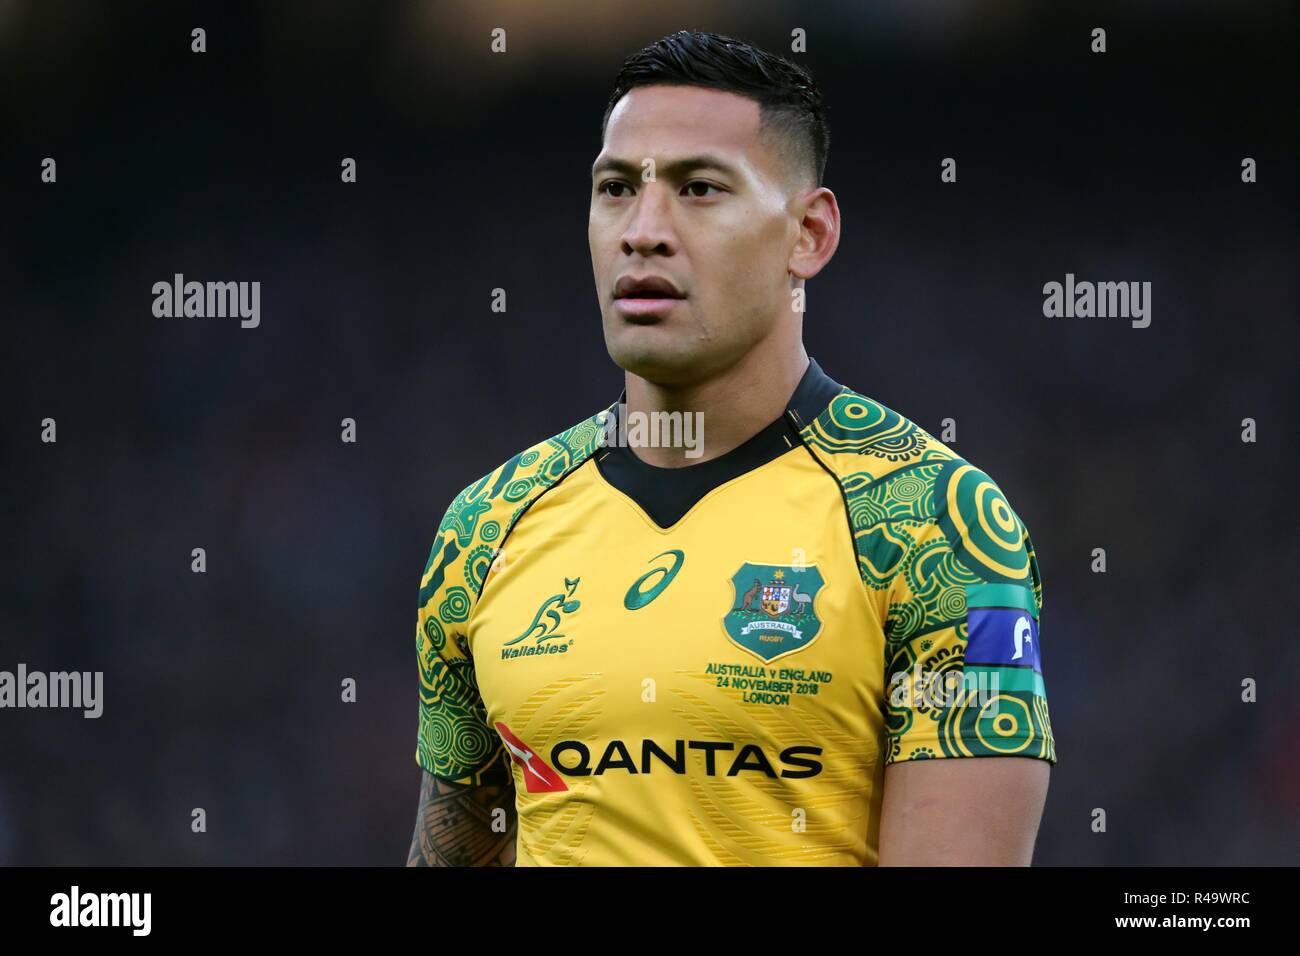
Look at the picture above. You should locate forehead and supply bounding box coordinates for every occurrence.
[601,84,770,168]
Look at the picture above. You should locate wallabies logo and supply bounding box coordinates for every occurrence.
[502,577,581,660]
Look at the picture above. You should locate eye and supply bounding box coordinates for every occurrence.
[683,181,722,198]
[598,180,634,198]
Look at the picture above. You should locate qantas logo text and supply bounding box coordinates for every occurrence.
[496,723,823,781]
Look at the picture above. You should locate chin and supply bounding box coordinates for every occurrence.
[602,307,751,387]
[605,327,699,385]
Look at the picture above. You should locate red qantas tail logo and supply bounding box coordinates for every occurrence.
[495,722,568,792]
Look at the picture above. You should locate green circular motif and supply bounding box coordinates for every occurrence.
[439,585,471,624]
[934,461,1031,583]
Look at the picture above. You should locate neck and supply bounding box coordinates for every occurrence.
[622,343,810,467]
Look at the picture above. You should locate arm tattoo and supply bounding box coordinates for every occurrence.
[406,756,517,866]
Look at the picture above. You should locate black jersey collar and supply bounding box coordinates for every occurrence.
[595,356,845,529]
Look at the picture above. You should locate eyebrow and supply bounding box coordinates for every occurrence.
[590,153,742,181]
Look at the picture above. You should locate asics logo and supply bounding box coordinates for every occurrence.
[624,550,684,610]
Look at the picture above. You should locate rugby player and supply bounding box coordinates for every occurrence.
[407,30,1053,867]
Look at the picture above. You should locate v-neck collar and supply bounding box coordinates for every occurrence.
[593,356,845,529]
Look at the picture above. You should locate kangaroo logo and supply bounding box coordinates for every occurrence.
[724,562,826,663]
[504,577,581,647]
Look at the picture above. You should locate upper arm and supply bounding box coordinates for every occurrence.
[407,764,517,867]
[409,501,517,866]
[415,513,504,785]
[878,756,1049,865]
[877,462,1054,863]
[883,462,1055,765]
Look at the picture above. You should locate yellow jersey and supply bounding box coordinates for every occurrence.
[414,357,1055,865]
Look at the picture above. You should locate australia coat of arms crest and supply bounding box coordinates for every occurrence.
[723,562,826,663]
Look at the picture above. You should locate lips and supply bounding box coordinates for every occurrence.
[614,275,685,299]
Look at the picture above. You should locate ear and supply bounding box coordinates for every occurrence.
[788,187,841,281]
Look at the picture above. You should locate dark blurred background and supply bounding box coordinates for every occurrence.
[1,0,1296,865]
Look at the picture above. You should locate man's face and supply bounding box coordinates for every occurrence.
[589,84,802,385]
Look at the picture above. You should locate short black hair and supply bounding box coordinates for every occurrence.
[601,30,830,188]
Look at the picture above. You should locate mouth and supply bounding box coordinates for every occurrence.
[613,275,686,321]
[613,295,684,321]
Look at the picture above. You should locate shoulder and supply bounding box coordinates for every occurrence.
[799,387,1040,596]
[419,406,610,610]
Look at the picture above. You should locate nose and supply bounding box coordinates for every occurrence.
[620,182,677,258]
